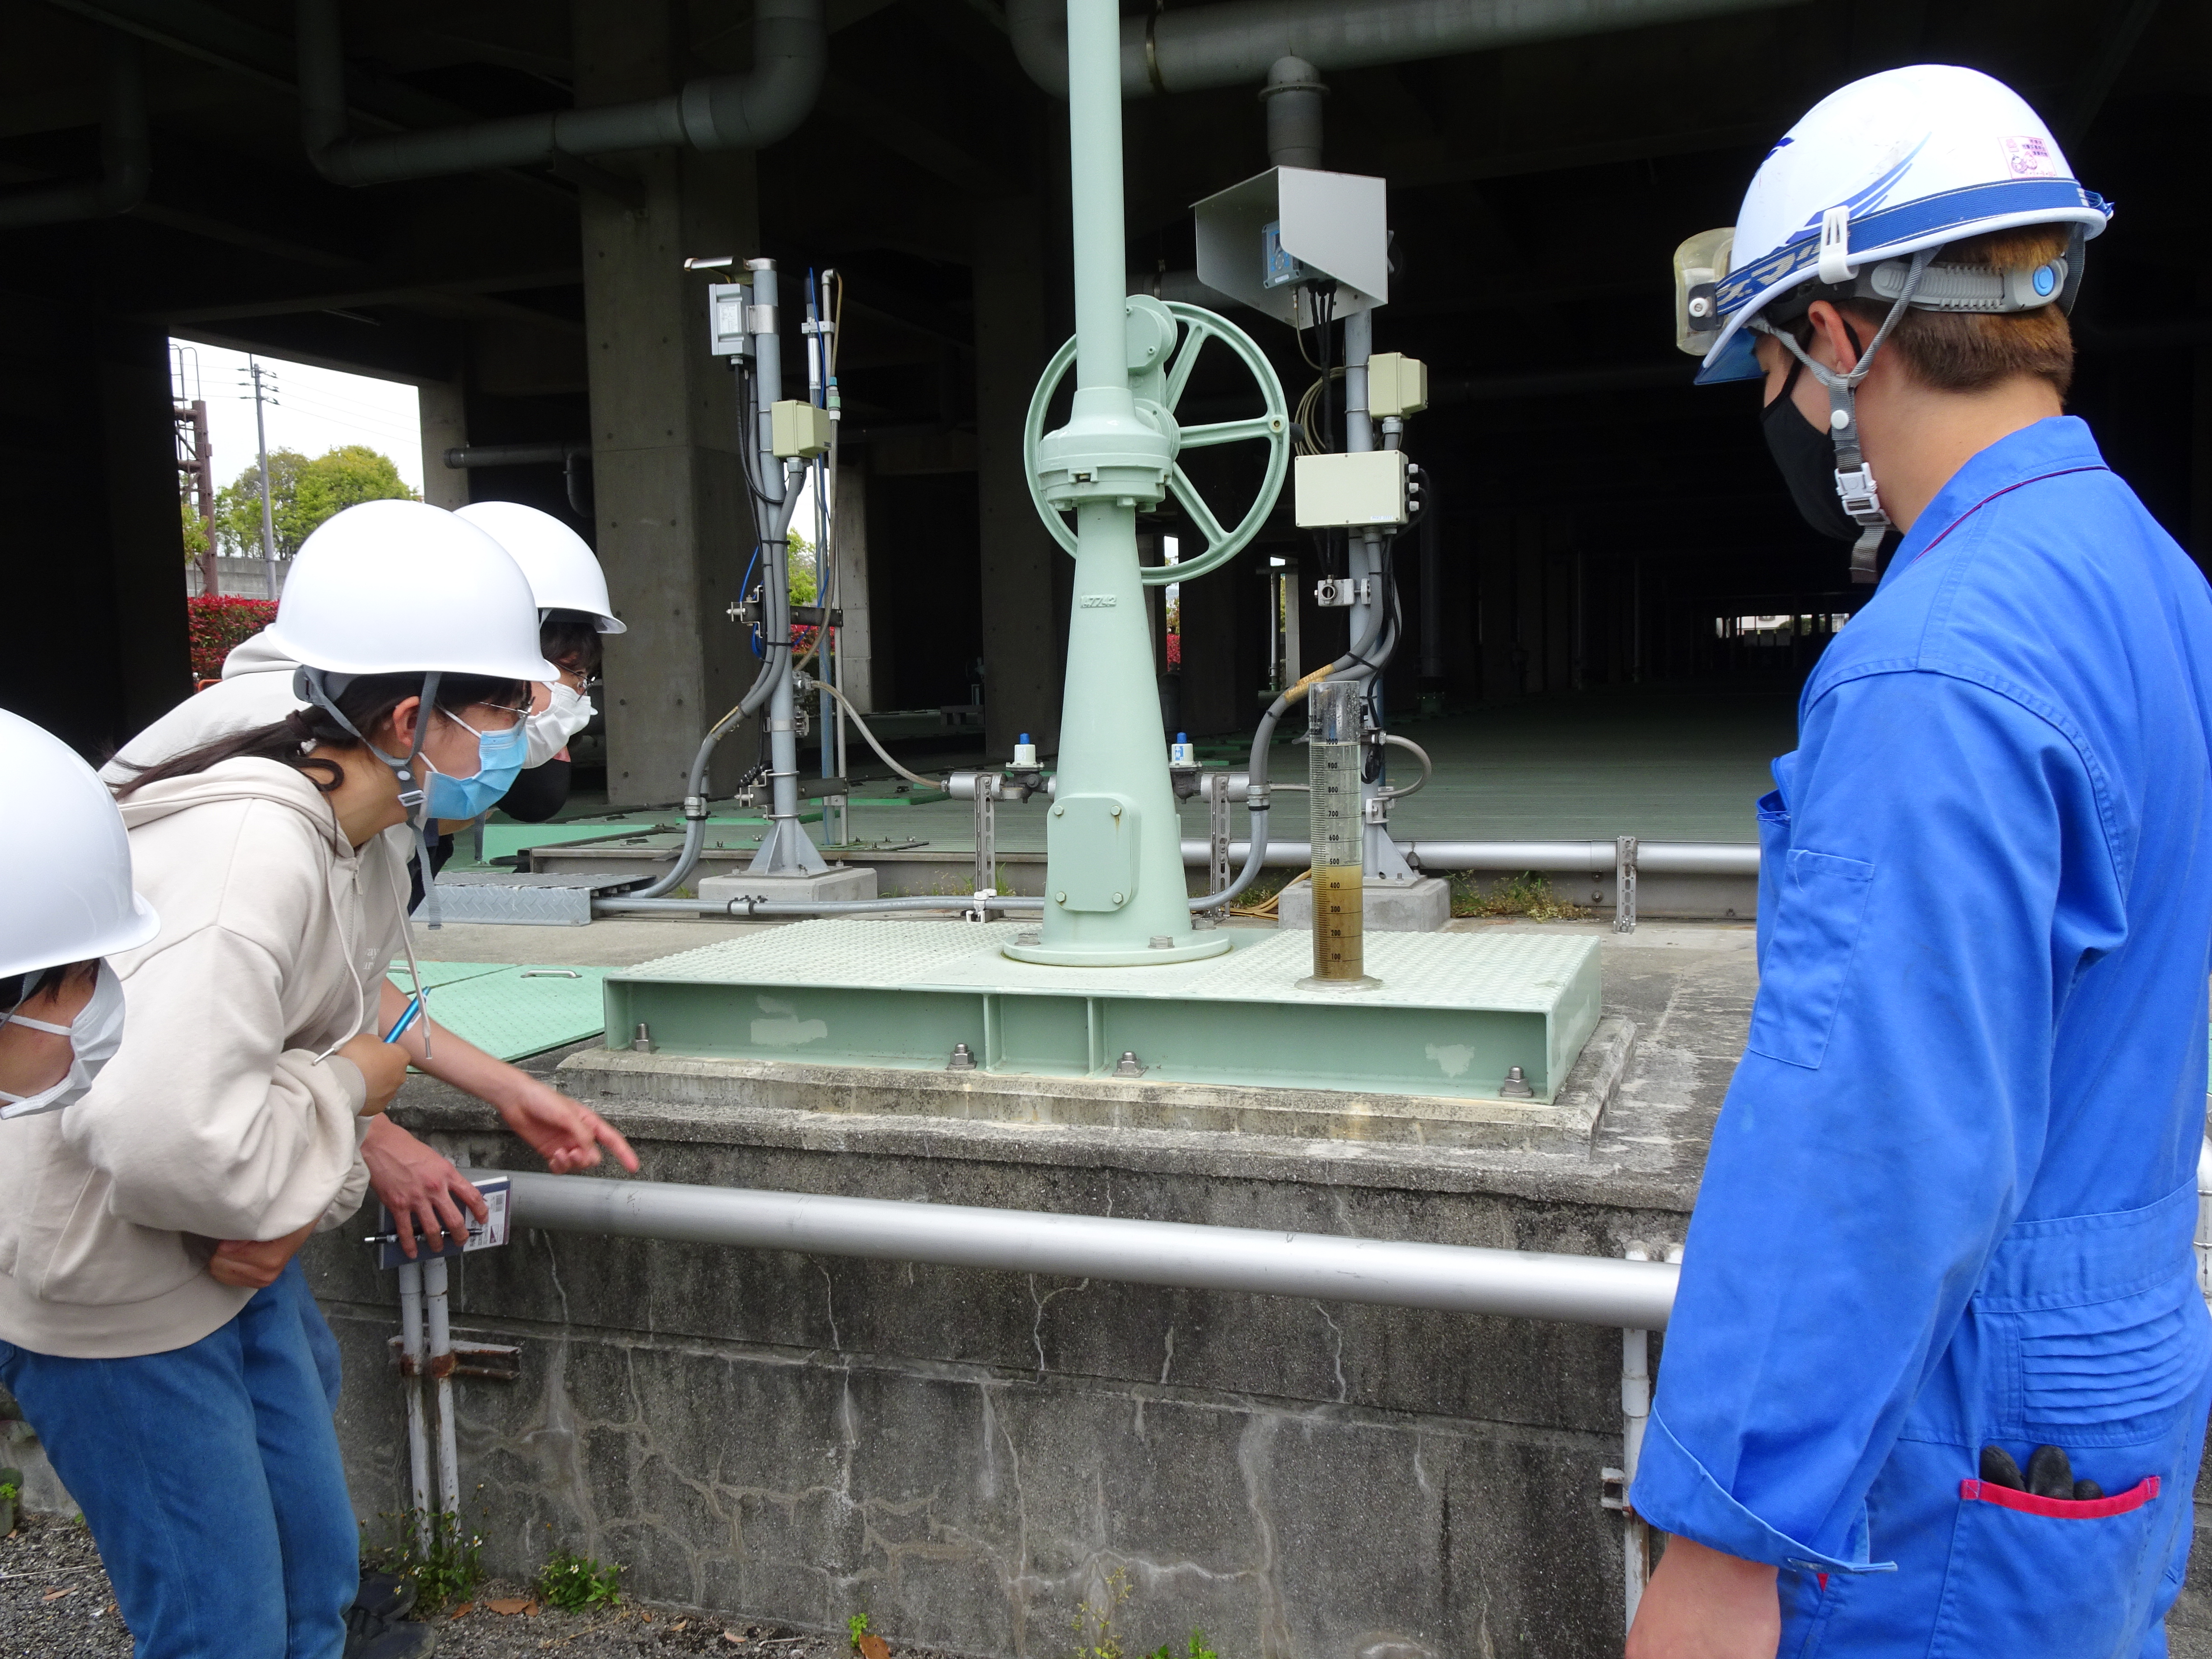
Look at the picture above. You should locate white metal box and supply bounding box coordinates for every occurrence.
[1293,450,1408,528]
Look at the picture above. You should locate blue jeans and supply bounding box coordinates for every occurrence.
[0,1260,358,1659]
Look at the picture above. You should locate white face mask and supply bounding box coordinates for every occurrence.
[522,681,597,769]
[0,961,126,1120]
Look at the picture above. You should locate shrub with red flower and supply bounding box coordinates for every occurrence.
[1165,632,1181,670]
[186,595,277,681]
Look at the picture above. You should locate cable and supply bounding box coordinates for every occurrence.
[1373,733,1430,801]
[801,674,941,792]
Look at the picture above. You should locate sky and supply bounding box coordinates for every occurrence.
[168,339,427,497]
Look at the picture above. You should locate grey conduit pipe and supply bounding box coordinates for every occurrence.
[1008,0,1809,99]
[623,485,808,901]
[297,0,825,185]
[595,894,1045,918]
[504,1171,1678,1330]
[0,33,148,229]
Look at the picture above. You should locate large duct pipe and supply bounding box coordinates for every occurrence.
[298,0,826,186]
[505,1171,1679,1329]
[0,33,149,230]
[1009,0,1808,99]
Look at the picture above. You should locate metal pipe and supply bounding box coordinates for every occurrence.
[297,0,825,186]
[594,893,1045,917]
[421,1254,461,1517]
[1172,838,1758,875]
[1008,0,1809,99]
[394,1260,432,1548]
[1619,1244,1654,1632]
[504,1171,1679,1329]
[1259,55,1325,168]
[0,33,149,230]
[442,441,589,469]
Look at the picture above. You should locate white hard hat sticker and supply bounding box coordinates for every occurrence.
[2001,136,2059,180]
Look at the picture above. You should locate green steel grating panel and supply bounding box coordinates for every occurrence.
[608,921,1602,1103]
[386,963,611,1061]
[388,960,509,991]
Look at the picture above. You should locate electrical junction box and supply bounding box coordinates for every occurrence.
[1193,167,1388,328]
[708,281,753,358]
[771,399,833,459]
[1368,352,1429,418]
[1261,220,1305,290]
[1294,451,1408,529]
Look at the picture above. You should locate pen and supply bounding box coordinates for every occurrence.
[383,994,425,1045]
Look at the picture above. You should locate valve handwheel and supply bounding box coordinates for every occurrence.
[1024,300,1289,585]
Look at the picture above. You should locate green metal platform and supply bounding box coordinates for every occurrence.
[386,962,612,1062]
[600,920,1601,1103]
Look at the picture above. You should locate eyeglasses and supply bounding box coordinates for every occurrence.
[440,703,531,737]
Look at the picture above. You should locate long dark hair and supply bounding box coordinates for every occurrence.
[114,672,526,799]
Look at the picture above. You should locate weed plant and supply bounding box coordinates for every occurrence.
[1449,870,1589,921]
[361,1509,485,1613]
[538,1550,622,1611]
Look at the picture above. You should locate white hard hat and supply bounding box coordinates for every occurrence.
[1688,65,2110,384]
[455,501,627,635]
[0,709,159,981]
[261,500,560,682]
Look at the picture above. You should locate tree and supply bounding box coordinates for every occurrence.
[787,531,819,607]
[214,443,417,560]
[180,502,210,565]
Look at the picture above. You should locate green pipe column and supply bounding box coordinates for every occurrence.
[1004,0,1228,968]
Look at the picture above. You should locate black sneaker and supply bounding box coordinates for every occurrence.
[354,1571,417,1626]
[345,1570,428,1659]
[354,1624,437,1659]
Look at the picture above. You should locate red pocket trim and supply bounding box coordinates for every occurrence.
[1959,1475,2159,1519]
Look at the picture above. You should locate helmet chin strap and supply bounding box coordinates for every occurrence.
[295,665,449,937]
[1754,246,1935,583]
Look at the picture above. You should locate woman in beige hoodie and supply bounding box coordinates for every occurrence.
[0,504,622,1659]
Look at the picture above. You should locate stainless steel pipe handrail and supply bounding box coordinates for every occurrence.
[506,1172,1678,1329]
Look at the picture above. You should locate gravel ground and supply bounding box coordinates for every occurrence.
[1,1511,961,1659]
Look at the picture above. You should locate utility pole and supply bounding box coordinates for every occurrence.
[249,358,280,601]
[170,344,217,595]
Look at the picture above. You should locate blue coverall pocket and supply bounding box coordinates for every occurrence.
[1747,848,1875,1069]
[1926,1476,2162,1659]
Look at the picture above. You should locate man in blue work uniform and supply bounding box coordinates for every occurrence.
[1628,66,2212,1657]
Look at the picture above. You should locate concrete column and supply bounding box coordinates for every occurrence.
[971,196,1061,757]
[417,379,468,510]
[576,0,758,806]
[831,456,876,712]
[101,326,192,740]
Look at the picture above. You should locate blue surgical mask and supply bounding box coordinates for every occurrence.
[422,708,529,820]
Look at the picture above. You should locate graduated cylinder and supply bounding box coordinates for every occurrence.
[1303,678,1378,988]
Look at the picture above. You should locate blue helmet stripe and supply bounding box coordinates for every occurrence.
[1718,178,2108,315]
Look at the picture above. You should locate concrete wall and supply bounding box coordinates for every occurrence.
[300,936,1755,1655]
[0,305,191,755]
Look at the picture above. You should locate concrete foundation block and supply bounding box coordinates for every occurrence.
[1277,874,1452,932]
[696,864,879,906]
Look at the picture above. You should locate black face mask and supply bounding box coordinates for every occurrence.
[1761,357,1860,543]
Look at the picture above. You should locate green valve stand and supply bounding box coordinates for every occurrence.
[1008,0,1290,968]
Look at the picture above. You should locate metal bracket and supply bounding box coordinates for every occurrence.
[1613,836,1638,934]
[974,777,997,895]
[389,1336,521,1383]
[1600,1467,1632,1512]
